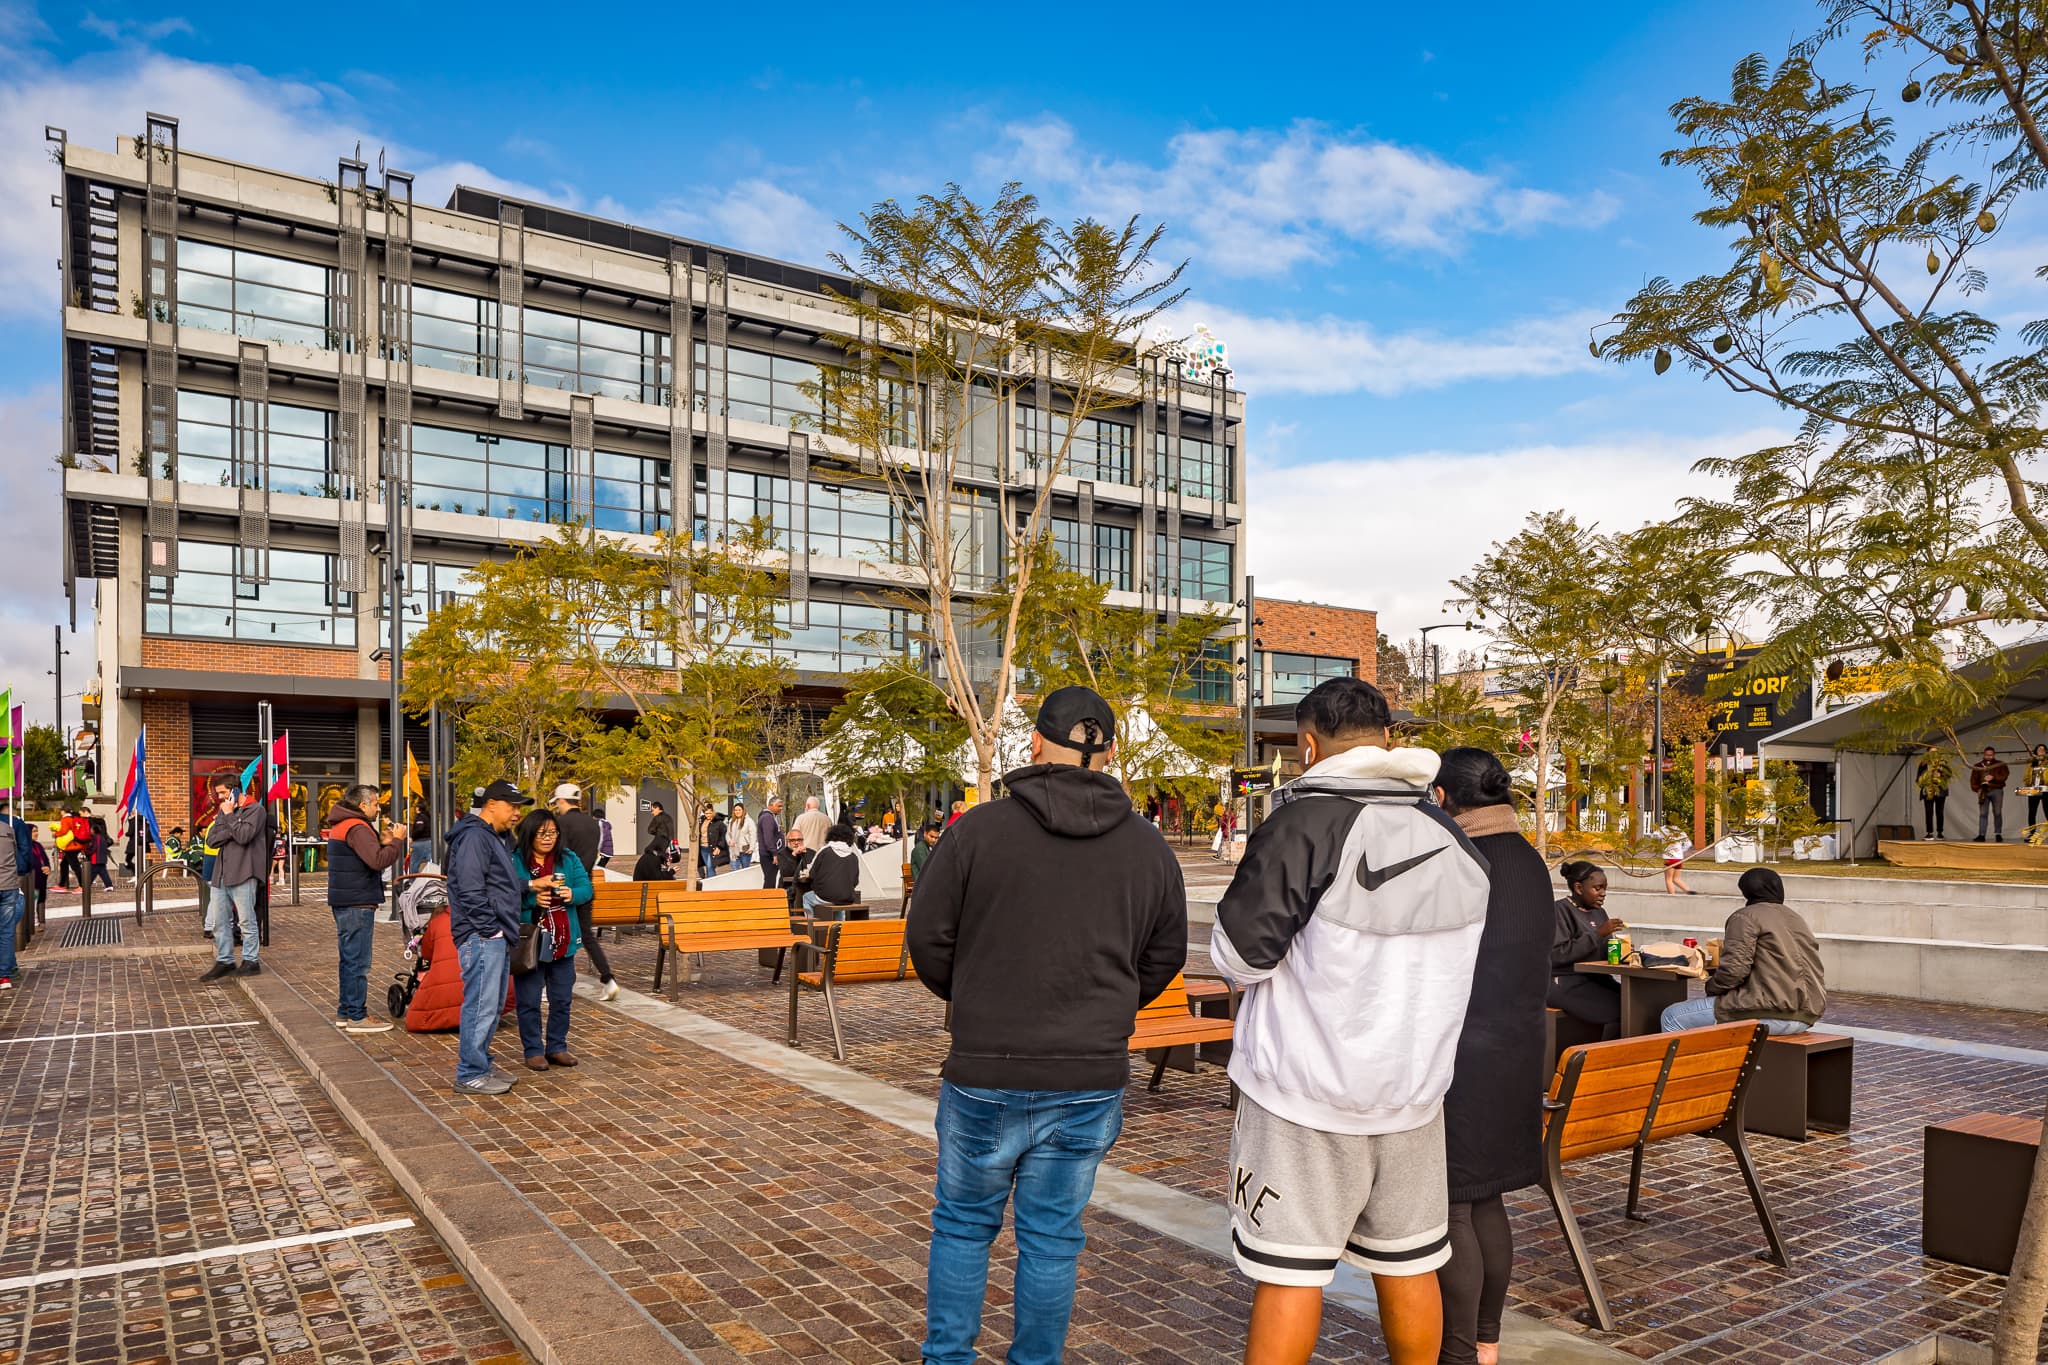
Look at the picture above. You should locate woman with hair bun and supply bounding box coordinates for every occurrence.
[1548,859,1622,1039]
[1431,747,1550,1365]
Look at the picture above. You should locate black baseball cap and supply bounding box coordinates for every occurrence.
[474,780,534,808]
[1035,685,1116,755]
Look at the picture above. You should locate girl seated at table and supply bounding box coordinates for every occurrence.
[1550,860,1623,1039]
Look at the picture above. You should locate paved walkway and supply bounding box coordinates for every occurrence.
[0,919,525,1365]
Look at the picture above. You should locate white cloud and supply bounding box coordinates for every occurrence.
[0,383,84,730]
[1247,427,1786,646]
[598,178,842,267]
[79,13,193,42]
[1192,303,1603,397]
[981,117,1615,276]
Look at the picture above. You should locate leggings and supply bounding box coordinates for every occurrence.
[1440,1194,1513,1365]
[1923,796,1946,838]
[2029,794,2047,831]
[572,903,614,984]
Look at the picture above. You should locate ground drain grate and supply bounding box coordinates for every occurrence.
[57,919,124,948]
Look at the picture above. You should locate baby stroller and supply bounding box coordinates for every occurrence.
[388,868,448,1020]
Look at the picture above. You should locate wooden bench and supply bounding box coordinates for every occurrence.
[585,880,656,936]
[1129,973,1238,1095]
[1925,1111,2043,1273]
[1541,1022,1790,1330]
[1746,1032,1853,1141]
[1545,1006,1604,1077]
[650,889,813,1042]
[789,917,917,1060]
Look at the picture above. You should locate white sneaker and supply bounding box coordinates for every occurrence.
[0,977,14,991]
[335,1017,351,1028]
[342,1018,395,1034]
[600,979,621,1002]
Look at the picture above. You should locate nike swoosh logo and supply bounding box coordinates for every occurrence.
[1356,844,1444,893]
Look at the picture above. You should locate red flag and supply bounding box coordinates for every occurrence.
[267,732,291,800]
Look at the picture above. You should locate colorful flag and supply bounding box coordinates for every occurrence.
[267,732,291,801]
[403,743,424,802]
[0,689,11,794]
[10,704,21,804]
[239,754,263,794]
[117,728,162,853]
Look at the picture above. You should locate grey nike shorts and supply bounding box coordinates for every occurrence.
[1227,1097,1451,1285]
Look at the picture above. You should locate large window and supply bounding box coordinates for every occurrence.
[1046,517,1135,591]
[176,390,334,496]
[1268,652,1356,704]
[175,240,333,349]
[697,343,824,430]
[410,286,495,379]
[408,286,670,404]
[1178,641,1236,704]
[1155,534,1233,603]
[805,480,899,562]
[412,424,670,533]
[763,599,920,675]
[1017,409,1136,485]
[1155,431,1235,502]
[384,560,485,647]
[145,541,355,646]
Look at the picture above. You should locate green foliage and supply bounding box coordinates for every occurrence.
[1405,679,1509,757]
[23,723,63,799]
[816,664,968,825]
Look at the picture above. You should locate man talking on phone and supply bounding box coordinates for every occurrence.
[199,776,270,981]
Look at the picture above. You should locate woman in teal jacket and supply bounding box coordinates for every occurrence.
[513,810,592,1070]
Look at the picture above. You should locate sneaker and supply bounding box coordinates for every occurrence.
[199,962,235,982]
[335,1017,352,1028]
[237,962,262,977]
[600,979,620,1002]
[0,978,13,992]
[341,1019,394,1034]
[454,1072,514,1096]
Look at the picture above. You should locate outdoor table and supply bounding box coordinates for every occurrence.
[1573,962,1692,1038]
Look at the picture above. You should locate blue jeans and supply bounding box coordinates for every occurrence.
[210,881,259,964]
[732,852,753,871]
[701,849,718,880]
[515,953,575,1059]
[1661,996,1811,1035]
[455,933,510,1084]
[801,891,848,919]
[0,885,22,979]
[333,905,376,1021]
[923,1083,1123,1365]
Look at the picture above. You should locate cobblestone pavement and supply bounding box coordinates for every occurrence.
[251,902,1407,1365]
[0,944,526,1365]
[591,919,2048,1363]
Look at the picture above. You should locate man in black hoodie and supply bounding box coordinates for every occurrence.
[907,685,1186,1365]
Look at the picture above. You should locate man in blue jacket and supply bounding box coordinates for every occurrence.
[0,795,34,991]
[446,780,535,1095]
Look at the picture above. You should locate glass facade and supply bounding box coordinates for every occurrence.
[176,390,334,496]
[765,599,919,674]
[412,424,670,534]
[406,285,670,404]
[145,540,355,645]
[1046,517,1136,591]
[697,343,824,430]
[1268,652,1357,704]
[175,239,333,349]
[1177,640,1236,703]
[384,560,485,647]
[1155,535,1234,602]
[1155,431,1235,502]
[1016,409,1136,485]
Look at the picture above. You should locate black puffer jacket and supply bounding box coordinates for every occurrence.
[907,763,1186,1091]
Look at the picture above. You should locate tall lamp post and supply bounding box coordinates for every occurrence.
[1417,620,1474,700]
[1238,576,1263,768]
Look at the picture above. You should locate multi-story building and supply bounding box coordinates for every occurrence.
[1244,596,1380,781]
[53,117,1248,840]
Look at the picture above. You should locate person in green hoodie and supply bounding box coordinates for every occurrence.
[513,810,592,1070]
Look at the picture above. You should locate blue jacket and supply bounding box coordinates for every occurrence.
[445,813,526,945]
[5,816,32,876]
[519,849,591,958]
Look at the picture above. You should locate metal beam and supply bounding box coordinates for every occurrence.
[142,113,180,581]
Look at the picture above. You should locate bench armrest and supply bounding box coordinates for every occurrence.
[1183,971,1242,1021]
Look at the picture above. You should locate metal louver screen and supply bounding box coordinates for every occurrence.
[190,705,358,761]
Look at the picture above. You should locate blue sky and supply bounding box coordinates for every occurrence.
[0,0,2006,718]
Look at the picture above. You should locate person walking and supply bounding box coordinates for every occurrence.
[793,795,831,851]
[1658,825,1695,894]
[2024,744,2048,836]
[549,784,620,1002]
[801,823,862,919]
[646,800,675,857]
[1662,867,1826,1036]
[324,784,407,1033]
[728,801,756,871]
[1549,861,1623,1039]
[1971,746,2010,841]
[696,801,717,881]
[513,810,589,1070]
[908,685,1185,1365]
[199,778,269,981]
[54,808,86,890]
[703,804,729,882]
[1430,749,1550,1365]
[446,781,533,1095]
[0,796,34,991]
[86,814,116,890]
[758,796,785,888]
[1210,677,1489,1365]
[1917,750,1952,840]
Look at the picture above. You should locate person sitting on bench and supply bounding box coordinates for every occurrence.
[801,823,863,920]
[1661,867,1826,1036]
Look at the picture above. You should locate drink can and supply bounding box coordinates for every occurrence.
[1606,940,1623,965]
[1683,937,1698,949]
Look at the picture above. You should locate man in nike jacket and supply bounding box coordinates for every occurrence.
[1211,677,1490,1365]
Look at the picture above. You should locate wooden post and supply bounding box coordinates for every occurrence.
[1692,742,1708,853]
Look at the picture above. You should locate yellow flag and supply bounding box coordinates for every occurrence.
[403,743,424,800]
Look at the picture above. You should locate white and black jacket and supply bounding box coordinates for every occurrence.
[1211,745,1491,1136]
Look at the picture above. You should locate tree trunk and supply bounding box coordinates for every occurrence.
[973,732,997,805]
[1533,716,1553,857]
[1992,1097,2048,1363]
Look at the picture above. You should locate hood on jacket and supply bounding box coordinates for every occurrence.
[323,801,374,837]
[1002,763,1134,838]
[818,841,857,858]
[1281,743,1440,801]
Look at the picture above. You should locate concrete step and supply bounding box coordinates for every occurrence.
[1583,862,2044,909]
[1601,889,2048,949]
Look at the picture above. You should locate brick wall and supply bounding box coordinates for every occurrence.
[139,697,192,830]
[1256,598,1378,685]
[141,638,362,679]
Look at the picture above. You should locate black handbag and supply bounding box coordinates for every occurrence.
[511,918,543,975]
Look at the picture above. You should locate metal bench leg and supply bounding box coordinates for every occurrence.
[1715,1123,1793,1268]
[822,971,845,1062]
[1541,1163,1616,1332]
[1148,1050,1170,1092]
[771,947,786,984]
[785,964,800,1048]
[652,942,666,992]
[1625,1143,1650,1222]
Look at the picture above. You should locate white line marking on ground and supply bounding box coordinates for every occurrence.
[0,1020,262,1046]
[0,1217,417,1291]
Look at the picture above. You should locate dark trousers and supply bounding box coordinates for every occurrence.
[571,903,613,983]
[515,954,575,1059]
[1547,973,1620,1040]
[89,860,114,890]
[58,850,81,888]
[1979,793,2004,839]
[761,856,781,888]
[1924,796,1946,838]
[2029,794,2047,831]
[1440,1194,1513,1365]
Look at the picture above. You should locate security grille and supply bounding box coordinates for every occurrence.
[58,919,122,948]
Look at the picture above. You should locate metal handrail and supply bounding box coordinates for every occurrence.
[134,859,200,924]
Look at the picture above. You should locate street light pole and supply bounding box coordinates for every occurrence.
[1416,621,1473,705]
[1241,573,1257,768]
